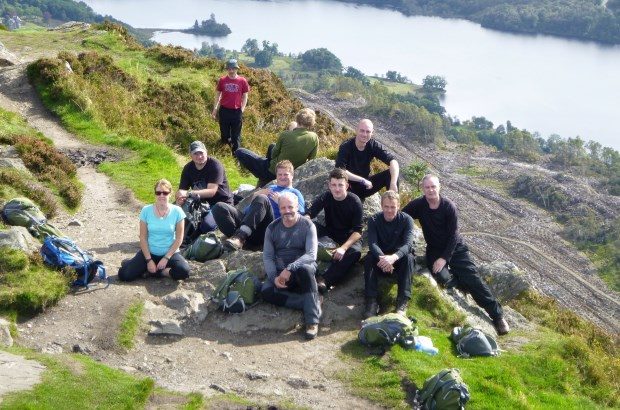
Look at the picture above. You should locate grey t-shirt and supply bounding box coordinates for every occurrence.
[263,216,317,281]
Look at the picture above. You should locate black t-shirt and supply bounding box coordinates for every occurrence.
[335,138,395,179]
[402,196,462,261]
[179,158,233,206]
[307,191,363,244]
[367,211,414,259]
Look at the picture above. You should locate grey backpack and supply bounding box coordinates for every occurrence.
[451,326,501,358]
[419,368,470,410]
[182,232,223,262]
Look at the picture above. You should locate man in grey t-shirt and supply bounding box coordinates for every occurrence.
[261,192,321,340]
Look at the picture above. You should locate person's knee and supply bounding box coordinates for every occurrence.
[117,266,132,282]
[252,194,270,207]
[170,266,190,280]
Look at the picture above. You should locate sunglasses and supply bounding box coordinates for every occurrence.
[155,191,170,196]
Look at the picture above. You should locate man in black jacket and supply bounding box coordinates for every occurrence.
[402,174,510,335]
[306,168,363,294]
[335,119,399,201]
[364,190,415,318]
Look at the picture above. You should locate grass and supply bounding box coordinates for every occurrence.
[369,76,419,95]
[117,300,144,350]
[0,248,69,316]
[339,276,619,409]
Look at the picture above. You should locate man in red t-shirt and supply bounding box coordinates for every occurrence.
[211,59,250,152]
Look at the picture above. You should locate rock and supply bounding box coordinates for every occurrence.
[48,22,91,32]
[64,60,73,73]
[293,173,329,203]
[0,226,40,254]
[225,250,266,280]
[478,261,530,303]
[42,342,63,354]
[220,351,232,361]
[0,351,46,398]
[0,318,13,347]
[0,157,29,173]
[0,41,19,66]
[246,371,270,381]
[287,376,310,389]
[68,219,83,227]
[0,145,19,158]
[215,304,301,333]
[148,319,184,336]
[161,290,207,321]
[191,259,227,284]
[72,344,88,354]
[293,158,335,181]
[209,384,226,393]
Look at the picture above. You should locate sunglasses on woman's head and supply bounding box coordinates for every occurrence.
[155,191,170,196]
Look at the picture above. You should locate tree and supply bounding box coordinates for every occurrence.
[241,38,259,57]
[422,75,447,92]
[344,66,369,85]
[300,48,342,71]
[254,49,273,67]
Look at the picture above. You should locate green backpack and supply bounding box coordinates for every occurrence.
[211,269,261,313]
[358,313,419,349]
[419,368,470,410]
[182,232,223,262]
[1,197,63,240]
[451,326,501,358]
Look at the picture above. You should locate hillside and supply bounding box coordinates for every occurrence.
[1,23,619,409]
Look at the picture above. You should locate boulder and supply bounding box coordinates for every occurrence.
[215,303,301,333]
[0,318,13,347]
[0,41,19,66]
[191,259,227,284]
[148,319,184,336]
[478,261,530,303]
[161,290,208,322]
[293,157,334,181]
[225,250,266,280]
[0,226,40,254]
[0,158,30,173]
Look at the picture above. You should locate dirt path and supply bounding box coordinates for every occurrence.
[0,61,381,408]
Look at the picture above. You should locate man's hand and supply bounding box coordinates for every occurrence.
[333,247,346,261]
[432,258,447,274]
[362,179,373,189]
[267,190,280,203]
[275,269,292,289]
[211,108,218,119]
[377,254,397,273]
[176,189,188,205]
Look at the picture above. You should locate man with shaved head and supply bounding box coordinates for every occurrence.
[403,174,510,335]
[335,119,400,201]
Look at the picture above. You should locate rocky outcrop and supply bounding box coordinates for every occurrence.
[0,144,30,173]
[48,22,91,32]
[478,261,530,303]
[0,41,19,66]
[0,318,13,347]
[0,226,40,254]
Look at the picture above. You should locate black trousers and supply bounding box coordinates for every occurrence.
[218,107,243,152]
[348,169,398,201]
[118,250,190,281]
[427,243,503,320]
[315,224,362,288]
[364,252,414,301]
[211,194,273,247]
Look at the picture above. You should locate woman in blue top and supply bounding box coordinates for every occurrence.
[118,179,190,281]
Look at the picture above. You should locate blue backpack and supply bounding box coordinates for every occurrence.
[40,236,107,288]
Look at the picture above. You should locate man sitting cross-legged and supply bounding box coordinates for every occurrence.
[306,168,363,294]
[261,192,321,340]
[402,174,510,335]
[211,160,304,250]
[364,190,415,319]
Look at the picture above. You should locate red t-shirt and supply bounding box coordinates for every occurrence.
[216,75,250,109]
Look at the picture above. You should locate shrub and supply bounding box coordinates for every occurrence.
[0,247,30,273]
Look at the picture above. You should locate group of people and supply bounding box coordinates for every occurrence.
[118,59,510,340]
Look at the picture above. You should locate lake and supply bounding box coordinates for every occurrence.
[84,0,620,150]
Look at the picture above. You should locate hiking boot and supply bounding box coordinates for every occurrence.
[305,324,319,340]
[363,298,379,319]
[224,230,247,251]
[395,298,408,316]
[493,317,510,335]
[316,276,328,295]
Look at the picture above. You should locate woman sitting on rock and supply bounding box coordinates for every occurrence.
[118,179,190,281]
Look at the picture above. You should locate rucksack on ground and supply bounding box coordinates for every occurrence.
[419,368,470,410]
[40,235,107,288]
[181,196,210,247]
[358,313,419,349]
[317,236,338,262]
[451,326,501,358]
[1,197,63,240]
[182,232,223,262]
[210,269,261,313]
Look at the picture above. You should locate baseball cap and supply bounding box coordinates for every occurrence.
[226,59,239,69]
[189,140,206,154]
